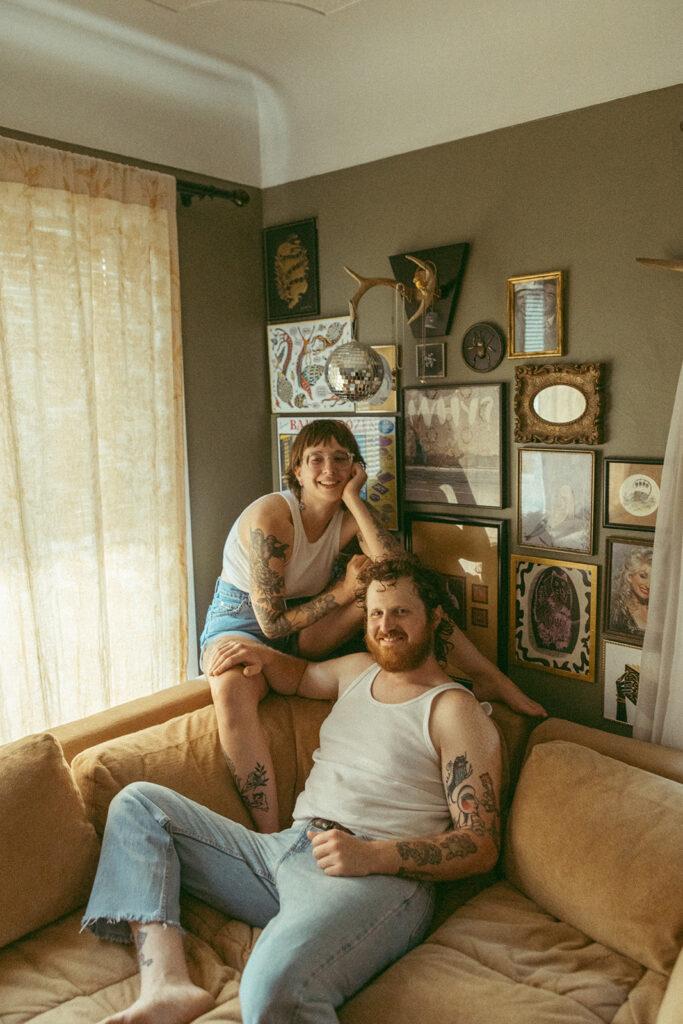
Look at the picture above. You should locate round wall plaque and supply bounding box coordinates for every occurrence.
[462,322,505,372]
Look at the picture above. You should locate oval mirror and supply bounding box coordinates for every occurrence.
[533,384,587,424]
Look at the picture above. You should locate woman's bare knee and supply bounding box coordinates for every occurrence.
[209,667,267,715]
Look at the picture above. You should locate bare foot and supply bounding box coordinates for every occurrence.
[472,677,548,718]
[97,982,215,1024]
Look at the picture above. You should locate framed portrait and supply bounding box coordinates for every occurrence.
[603,458,663,531]
[416,341,445,380]
[263,218,320,322]
[510,555,598,682]
[406,513,507,672]
[403,384,505,507]
[276,415,399,530]
[518,448,594,554]
[507,270,564,358]
[602,639,641,726]
[604,537,653,644]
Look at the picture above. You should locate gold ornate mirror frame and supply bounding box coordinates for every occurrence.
[514,362,604,444]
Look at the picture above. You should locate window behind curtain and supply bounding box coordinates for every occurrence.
[0,137,188,744]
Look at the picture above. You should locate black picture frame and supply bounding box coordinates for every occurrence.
[604,536,653,645]
[603,457,663,531]
[406,512,508,672]
[403,383,505,507]
[263,218,320,323]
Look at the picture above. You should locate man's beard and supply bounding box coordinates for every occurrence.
[365,624,434,672]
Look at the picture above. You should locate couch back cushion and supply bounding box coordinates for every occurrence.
[504,740,683,973]
[71,694,332,834]
[0,732,100,948]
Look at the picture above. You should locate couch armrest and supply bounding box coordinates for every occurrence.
[51,677,212,762]
[657,947,683,1024]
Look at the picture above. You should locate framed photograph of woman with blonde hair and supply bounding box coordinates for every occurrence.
[604,537,653,644]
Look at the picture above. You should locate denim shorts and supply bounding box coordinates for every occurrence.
[200,578,299,664]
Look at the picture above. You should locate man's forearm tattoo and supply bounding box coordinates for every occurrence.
[226,756,270,812]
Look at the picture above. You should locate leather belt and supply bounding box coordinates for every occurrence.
[309,817,355,836]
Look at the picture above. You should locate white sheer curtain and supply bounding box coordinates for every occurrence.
[0,136,188,744]
[634,358,683,749]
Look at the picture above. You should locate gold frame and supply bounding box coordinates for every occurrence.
[507,270,564,358]
[513,362,604,444]
[510,554,598,682]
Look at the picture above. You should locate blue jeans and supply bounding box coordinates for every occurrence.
[82,782,434,1024]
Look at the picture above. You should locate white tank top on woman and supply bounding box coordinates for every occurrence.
[293,663,474,840]
[221,490,345,598]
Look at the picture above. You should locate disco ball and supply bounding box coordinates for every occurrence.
[325,341,384,400]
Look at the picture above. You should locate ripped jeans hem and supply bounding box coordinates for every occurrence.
[80,915,185,945]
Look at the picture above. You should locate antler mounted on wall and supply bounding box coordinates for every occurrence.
[344,255,440,332]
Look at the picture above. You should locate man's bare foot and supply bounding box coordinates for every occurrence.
[97,982,215,1024]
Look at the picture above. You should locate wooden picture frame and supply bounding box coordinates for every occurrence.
[514,362,604,444]
[602,638,641,726]
[603,458,663,531]
[604,537,653,645]
[263,218,320,322]
[403,383,505,507]
[518,448,594,554]
[276,414,399,530]
[510,555,598,681]
[507,270,564,357]
[406,513,507,673]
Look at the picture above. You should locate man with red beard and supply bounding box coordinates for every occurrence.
[82,557,502,1024]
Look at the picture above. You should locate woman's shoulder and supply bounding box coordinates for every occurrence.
[240,492,293,531]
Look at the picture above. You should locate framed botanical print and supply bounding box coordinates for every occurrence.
[276,415,399,530]
[510,555,598,682]
[602,639,641,726]
[604,537,653,644]
[603,458,663,531]
[267,315,353,413]
[416,341,445,380]
[406,513,507,672]
[403,384,505,507]
[263,218,320,322]
[517,448,594,554]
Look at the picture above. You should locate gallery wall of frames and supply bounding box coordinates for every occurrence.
[265,219,663,736]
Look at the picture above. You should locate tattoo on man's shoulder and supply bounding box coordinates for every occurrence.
[445,753,473,803]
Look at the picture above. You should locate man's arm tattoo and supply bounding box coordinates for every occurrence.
[226,756,270,812]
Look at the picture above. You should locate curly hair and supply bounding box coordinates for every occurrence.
[355,555,457,666]
[286,419,365,499]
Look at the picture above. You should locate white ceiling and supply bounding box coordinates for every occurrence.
[1,0,682,188]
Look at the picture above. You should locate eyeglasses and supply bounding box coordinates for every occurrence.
[305,451,354,467]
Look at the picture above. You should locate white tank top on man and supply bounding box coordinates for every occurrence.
[293,663,474,840]
[221,490,345,598]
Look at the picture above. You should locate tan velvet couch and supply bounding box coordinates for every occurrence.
[1,678,682,1023]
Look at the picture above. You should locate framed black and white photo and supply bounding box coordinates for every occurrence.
[602,638,641,725]
[603,458,663,531]
[604,537,653,644]
[518,448,594,554]
[511,555,598,681]
[406,513,507,672]
[403,384,505,507]
[507,270,564,358]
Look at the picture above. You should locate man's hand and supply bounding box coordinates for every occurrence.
[307,829,375,877]
[204,638,269,678]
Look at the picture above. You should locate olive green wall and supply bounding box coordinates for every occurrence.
[261,85,683,732]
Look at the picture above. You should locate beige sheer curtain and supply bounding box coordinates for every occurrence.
[0,136,188,744]
[633,358,683,750]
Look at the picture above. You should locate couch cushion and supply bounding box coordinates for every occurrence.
[71,694,331,835]
[0,732,100,949]
[340,881,653,1024]
[0,907,243,1023]
[504,740,683,973]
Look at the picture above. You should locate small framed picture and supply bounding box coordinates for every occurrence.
[416,341,446,380]
[518,448,594,554]
[507,271,564,358]
[263,218,320,322]
[406,513,507,672]
[510,555,598,681]
[603,458,663,531]
[403,383,505,507]
[602,639,641,725]
[604,537,653,644]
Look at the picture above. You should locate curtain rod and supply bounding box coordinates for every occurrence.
[176,179,251,208]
